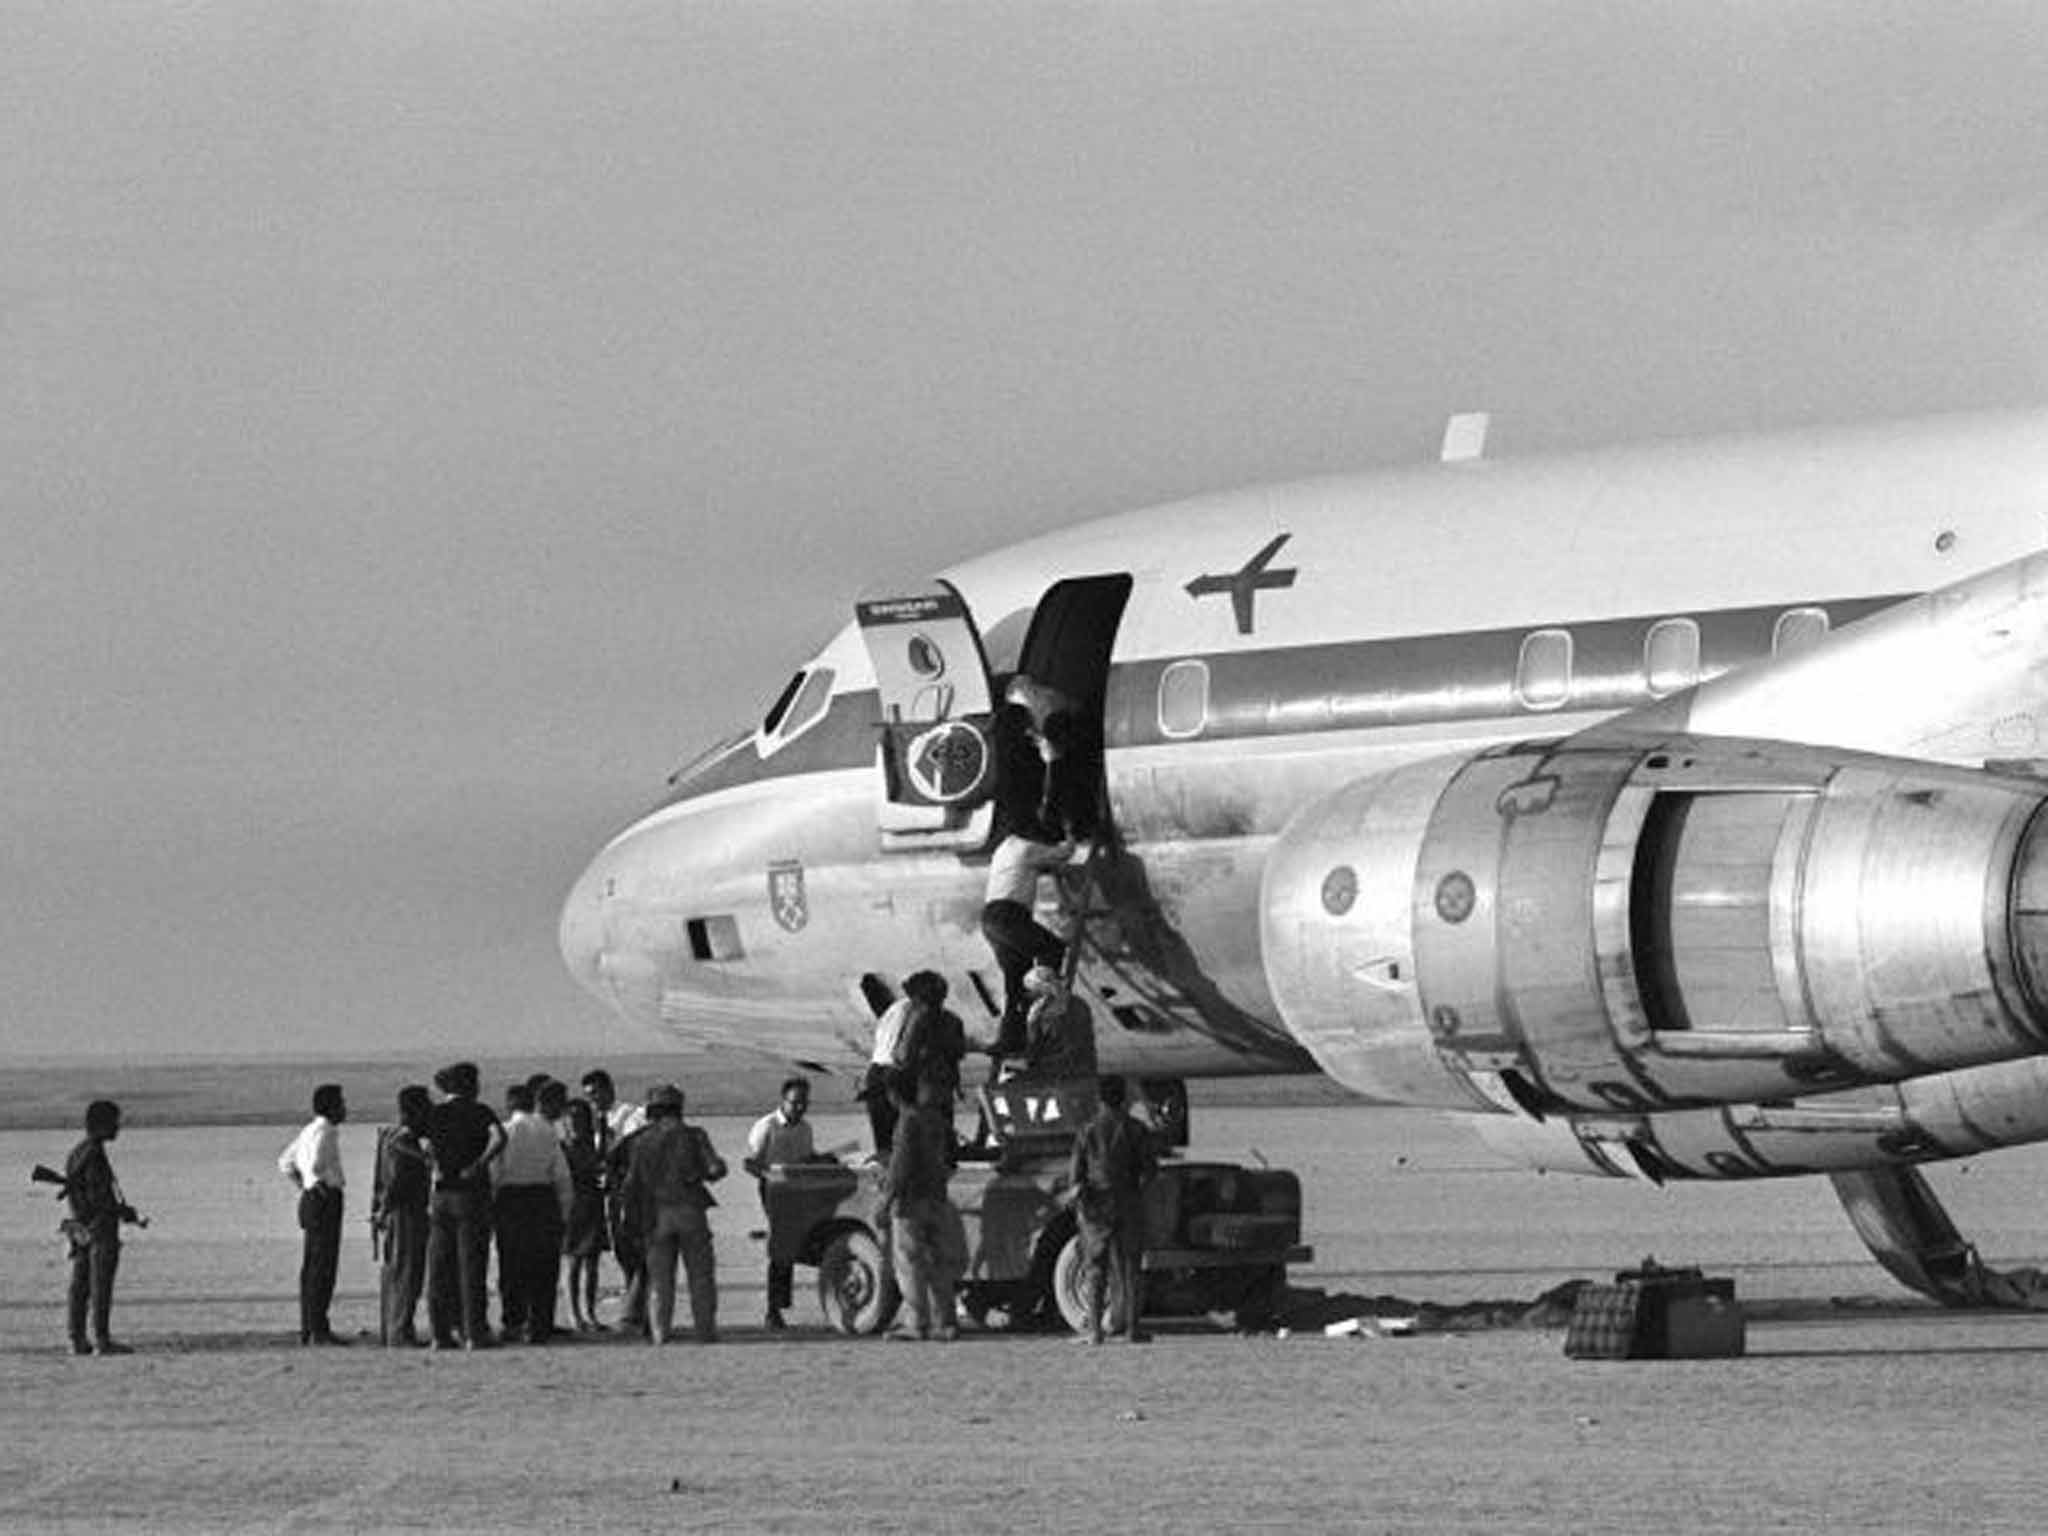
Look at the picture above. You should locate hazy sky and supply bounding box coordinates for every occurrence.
[6,1,2047,1061]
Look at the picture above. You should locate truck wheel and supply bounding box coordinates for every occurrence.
[817,1229,900,1336]
[1051,1233,1127,1335]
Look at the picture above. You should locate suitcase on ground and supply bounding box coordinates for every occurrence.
[1564,1263,1745,1360]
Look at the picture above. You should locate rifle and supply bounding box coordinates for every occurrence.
[30,1164,147,1227]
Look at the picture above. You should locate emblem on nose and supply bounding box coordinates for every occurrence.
[769,859,809,933]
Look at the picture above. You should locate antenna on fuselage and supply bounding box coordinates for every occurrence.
[1440,411,1490,463]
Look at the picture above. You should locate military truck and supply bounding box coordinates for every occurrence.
[760,1079,1310,1335]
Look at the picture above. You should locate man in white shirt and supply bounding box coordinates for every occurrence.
[493,1080,574,1343]
[862,993,919,1155]
[277,1083,348,1346]
[743,1077,817,1330]
[979,832,1074,1064]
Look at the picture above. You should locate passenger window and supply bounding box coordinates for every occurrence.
[1643,618,1700,698]
[1773,607,1829,657]
[1158,659,1210,739]
[1516,629,1573,711]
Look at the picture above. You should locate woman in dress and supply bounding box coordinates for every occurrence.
[561,1097,610,1332]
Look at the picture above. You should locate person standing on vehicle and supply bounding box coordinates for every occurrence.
[623,1083,727,1345]
[1020,964,1099,1084]
[278,1083,349,1346]
[900,971,967,1133]
[63,1099,142,1357]
[879,1072,961,1342]
[861,981,924,1156]
[1066,1075,1156,1345]
[744,1076,816,1331]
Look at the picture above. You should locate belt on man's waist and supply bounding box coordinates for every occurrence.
[434,1179,483,1194]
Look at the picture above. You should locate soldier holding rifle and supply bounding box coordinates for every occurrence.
[39,1099,146,1357]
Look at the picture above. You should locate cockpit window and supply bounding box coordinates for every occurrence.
[781,667,834,740]
[760,667,837,755]
[761,671,806,736]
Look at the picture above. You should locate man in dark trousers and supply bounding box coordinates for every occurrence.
[425,1061,506,1350]
[879,1071,962,1342]
[492,1078,573,1344]
[277,1083,349,1345]
[64,1099,142,1356]
[1066,1075,1157,1345]
[743,1075,816,1331]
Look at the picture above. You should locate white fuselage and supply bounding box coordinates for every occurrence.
[562,409,2048,1100]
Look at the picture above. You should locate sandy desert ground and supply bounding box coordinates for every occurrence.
[7,1105,2048,1533]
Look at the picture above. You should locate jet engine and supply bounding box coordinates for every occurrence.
[1260,735,2048,1115]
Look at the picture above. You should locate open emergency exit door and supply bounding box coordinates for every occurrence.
[855,581,997,852]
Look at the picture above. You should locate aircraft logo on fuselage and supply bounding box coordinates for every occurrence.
[768,859,808,933]
[1185,532,1297,635]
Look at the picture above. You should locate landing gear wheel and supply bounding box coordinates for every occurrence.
[817,1229,900,1336]
[1052,1232,1128,1336]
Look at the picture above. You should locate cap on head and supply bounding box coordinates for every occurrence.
[85,1099,121,1137]
[646,1082,684,1114]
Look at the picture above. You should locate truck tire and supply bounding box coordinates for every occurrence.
[1051,1232,1128,1336]
[817,1229,900,1336]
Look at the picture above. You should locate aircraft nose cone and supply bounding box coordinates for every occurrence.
[558,860,611,1003]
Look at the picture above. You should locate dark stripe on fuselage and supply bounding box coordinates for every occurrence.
[661,595,1906,808]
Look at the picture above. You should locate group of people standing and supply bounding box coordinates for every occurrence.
[54,1042,1159,1354]
[272,1061,739,1350]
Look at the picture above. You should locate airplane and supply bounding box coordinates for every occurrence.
[561,405,2048,1307]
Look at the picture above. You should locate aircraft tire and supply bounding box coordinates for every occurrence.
[816,1228,900,1336]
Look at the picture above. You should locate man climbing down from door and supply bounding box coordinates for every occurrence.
[981,671,1107,1071]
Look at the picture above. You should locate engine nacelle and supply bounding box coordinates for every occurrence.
[1260,735,2048,1113]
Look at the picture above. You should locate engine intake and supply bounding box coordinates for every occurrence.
[1260,736,2048,1113]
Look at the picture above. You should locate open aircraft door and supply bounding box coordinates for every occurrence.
[856,582,998,852]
